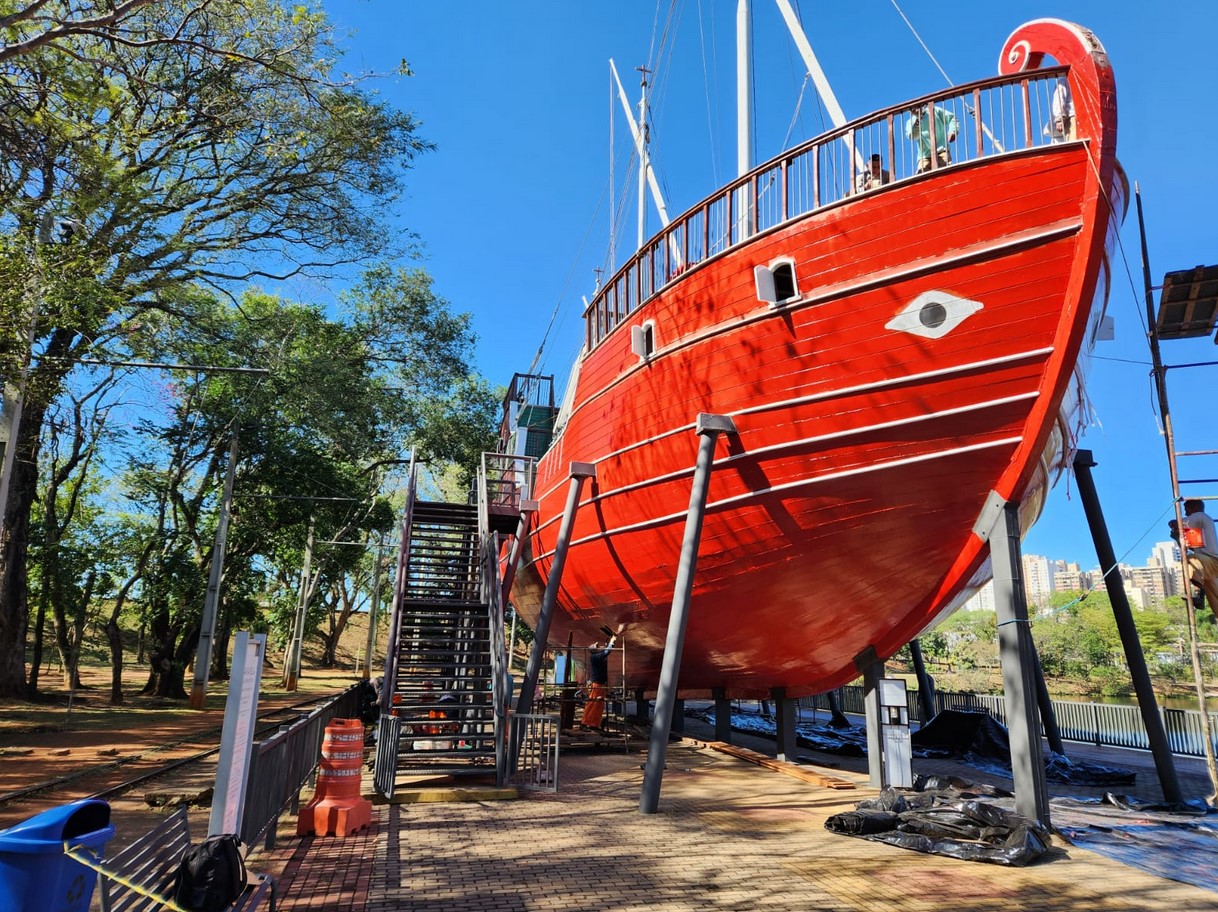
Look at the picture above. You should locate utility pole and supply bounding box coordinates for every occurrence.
[190,432,239,710]
[284,517,315,691]
[363,537,385,680]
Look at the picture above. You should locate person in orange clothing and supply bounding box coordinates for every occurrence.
[580,634,616,730]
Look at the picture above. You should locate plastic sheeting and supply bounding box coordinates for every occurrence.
[1051,794,1218,893]
[825,777,1051,866]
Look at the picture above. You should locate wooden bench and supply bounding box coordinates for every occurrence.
[89,807,275,912]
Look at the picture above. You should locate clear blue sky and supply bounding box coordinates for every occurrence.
[321,0,1218,570]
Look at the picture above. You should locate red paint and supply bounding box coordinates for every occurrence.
[509,21,1120,698]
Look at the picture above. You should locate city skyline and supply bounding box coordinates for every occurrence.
[963,539,1187,614]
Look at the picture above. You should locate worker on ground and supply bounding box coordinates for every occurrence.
[581,634,616,730]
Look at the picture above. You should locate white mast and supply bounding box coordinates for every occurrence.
[773,0,847,128]
[609,59,674,238]
[636,65,650,249]
[773,0,864,170]
[737,0,753,175]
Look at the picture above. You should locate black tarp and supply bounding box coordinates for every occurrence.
[825,778,1051,866]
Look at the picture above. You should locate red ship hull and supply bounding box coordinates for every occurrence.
[508,21,1121,698]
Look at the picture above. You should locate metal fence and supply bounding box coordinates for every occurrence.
[374,713,402,799]
[812,685,1218,758]
[506,713,560,792]
[241,683,363,848]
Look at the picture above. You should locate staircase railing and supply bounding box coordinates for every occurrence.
[476,456,514,786]
[380,452,418,713]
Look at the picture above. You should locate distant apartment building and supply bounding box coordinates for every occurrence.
[1127,565,1169,606]
[955,543,1187,615]
[963,579,996,613]
[1021,554,1054,608]
[1051,560,1086,593]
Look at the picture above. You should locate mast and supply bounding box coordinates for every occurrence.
[773,0,848,128]
[636,65,650,249]
[736,0,753,175]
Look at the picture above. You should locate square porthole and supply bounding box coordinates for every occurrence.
[631,321,657,361]
[755,258,799,307]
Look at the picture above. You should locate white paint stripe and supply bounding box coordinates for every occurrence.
[533,347,1051,508]
[530,435,1024,562]
[579,390,1040,507]
[568,218,1080,433]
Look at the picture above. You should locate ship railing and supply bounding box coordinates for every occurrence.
[585,65,1070,351]
[481,451,538,511]
[817,684,1218,758]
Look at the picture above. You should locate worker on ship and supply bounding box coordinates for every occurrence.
[906,102,958,173]
[1169,499,1218,621]
[580,634,617,730]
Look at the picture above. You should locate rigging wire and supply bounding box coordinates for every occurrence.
[888,0,955,86]
[696,0,721,188]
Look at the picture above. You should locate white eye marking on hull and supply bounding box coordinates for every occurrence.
[886,290,983,339]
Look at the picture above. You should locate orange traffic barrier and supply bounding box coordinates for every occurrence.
[297,718,372,836]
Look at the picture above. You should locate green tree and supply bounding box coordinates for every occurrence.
[0,0,432,697]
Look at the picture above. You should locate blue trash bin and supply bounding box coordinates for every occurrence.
[0,799,115,912]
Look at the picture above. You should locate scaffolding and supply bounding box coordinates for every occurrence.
[1138,185,1218,800]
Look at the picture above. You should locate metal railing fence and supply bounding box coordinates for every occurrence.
[380,452,417,713]
[805,685,1218,758]
[241,683,363,848]
[506,713,560,792]
[374,713,402,799]
[585,66,1070,350]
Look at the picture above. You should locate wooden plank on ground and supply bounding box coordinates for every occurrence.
[689,739,858,789]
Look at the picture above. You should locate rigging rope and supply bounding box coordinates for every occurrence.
[888,0,955,86]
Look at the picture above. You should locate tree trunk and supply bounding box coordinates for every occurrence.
[170,626,198,699]
[27,584,49,696]
[106,614,125,705]
[142,605,175,697]
[0,402,43,699]
[210,611,230,681]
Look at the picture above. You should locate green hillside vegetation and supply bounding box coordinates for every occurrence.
[909,590,1218,698]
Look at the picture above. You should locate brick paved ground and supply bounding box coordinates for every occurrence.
[260,717,1218,912]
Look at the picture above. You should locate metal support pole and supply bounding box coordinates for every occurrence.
[713,687,732,743]
[859,649,884,787]
[1031,644,1065,756]
[284,517,315,691]
[1073,449,1183,803]
[774,687,796,762]
[514,463,596,719]
[190,433,239,710]
[501,502,537,608]
[363,538,385,681]
[908,638,937,724]
[826,688,851,729]
[641,413,736,814]
[989,499,1050,825]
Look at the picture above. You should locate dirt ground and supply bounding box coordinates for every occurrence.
[0,622,374,849]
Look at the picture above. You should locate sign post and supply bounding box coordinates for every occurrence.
[209,631,266,836]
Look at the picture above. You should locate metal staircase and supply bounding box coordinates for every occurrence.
[373,452,540,797]
[384,500,497,780]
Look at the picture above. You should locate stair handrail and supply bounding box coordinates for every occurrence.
[380,451,418,712]
[476,454,513,785]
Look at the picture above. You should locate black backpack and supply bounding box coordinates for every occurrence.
[173,834,247,912]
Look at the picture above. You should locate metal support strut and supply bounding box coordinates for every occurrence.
[640,414,737,814]
[514,463,595,721]
[989,498,1050,826]
[1073,449,1183,804]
